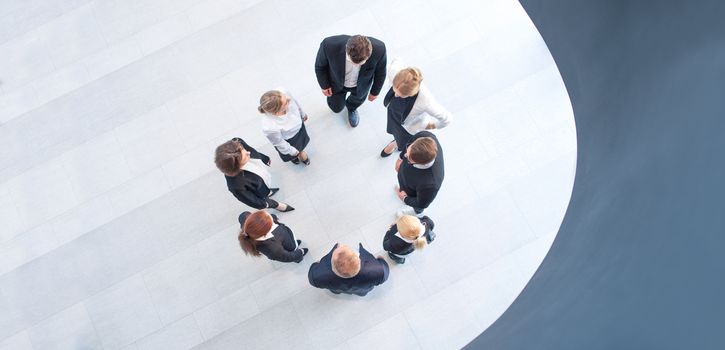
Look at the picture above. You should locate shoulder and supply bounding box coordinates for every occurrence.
[322,35,348,48]
[368,36,386,51]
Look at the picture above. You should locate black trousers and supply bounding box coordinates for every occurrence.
[327,86,366,113]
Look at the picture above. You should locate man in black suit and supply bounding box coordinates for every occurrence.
[395,131,445,215]
[308,243,389,296]
[315,34,387,127]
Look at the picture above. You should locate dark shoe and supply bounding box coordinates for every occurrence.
[277,204,295,212]
[268,188,280,197]
[301,156,310,165]
[427,230,436,243]
[301,248,309,256]
[387,251,406,264]
[296,239,302,245]
[348,109,359,127]
[380,140,396,157]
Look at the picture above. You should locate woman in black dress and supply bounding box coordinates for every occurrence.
[214,138,294,212]
[382,214,436,264]
[238,210,308,263]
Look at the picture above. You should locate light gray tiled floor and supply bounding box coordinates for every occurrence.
[0,0,576,348]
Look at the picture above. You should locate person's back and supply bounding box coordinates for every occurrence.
[308,243,389,296]
[397,131,445,213]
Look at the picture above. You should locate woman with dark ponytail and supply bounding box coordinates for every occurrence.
[238,210,308,263]
[214,138,294,212]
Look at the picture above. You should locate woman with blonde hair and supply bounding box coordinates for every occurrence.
[380,58,452,157]
[382,214,436,264]
[258,90,311,165]
[214,138,294,212]
[238,210,308,263]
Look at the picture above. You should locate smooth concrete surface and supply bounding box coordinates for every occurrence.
[0,0,575,349]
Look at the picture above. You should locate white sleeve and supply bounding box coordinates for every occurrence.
[387,57,405,85]
[263,129,298,156]
[423,95,453,129]
[290,96,305,119]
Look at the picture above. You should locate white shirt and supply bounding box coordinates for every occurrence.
[261,91,305,156]
[413,159,435,169]
[344,54,361,88]
[242,158,272,187]
[388,58,453,134]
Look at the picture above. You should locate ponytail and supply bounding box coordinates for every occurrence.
[413,236,427,250]
[238,230,261,257]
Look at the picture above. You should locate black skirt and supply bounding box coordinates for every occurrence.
[276,123,310,162]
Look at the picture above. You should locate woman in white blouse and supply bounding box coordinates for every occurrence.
[380,58,452,157]
[258,90,311,165]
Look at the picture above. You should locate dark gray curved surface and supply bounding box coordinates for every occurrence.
[466,1,725,349]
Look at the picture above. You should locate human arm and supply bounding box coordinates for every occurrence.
[370,42,387,97]
[403,184,440,210]
[314,40,332,94]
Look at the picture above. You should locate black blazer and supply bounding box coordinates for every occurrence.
[308,243,390,296]
[398,131,445,209]
[224,138,273,209]
[383,216,436,256]
[314,35,387,97]
[239,212,304,263]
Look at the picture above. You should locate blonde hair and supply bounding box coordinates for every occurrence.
[397,215,427,250]
[331,244,361,278]
[393,67,423,97]
[258,90,284,114]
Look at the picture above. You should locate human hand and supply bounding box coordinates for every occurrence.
[397,190,407,201]
[395,159,402,172]
[368,94,377,102]
[322,88,332,97]
[297,150,308,162]
[303,114,309,122]
[425,123,436,130]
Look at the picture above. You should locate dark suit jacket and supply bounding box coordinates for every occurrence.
[308,243,390,296]
[383,216,436,256]
[239,212,304,263]
[314,35,387,97]
[224,138,273,209]
[398,131,445,209]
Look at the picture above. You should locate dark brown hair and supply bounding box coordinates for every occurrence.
[239,211,273,257]
[346,35,372,64]
[408,137,438,164]
[215,140,244,176]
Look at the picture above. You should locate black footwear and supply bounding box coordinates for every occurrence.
[301,248,309,256]
[296,239,302,245]
[348,109,359,127]
[277,204,295,212]
[301,156,310,165]
[268,188,280,197]
[380,141,396,157]
[387,251,406,264]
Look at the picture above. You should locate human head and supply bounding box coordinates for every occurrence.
[214,140,251,176]
[238,210,274,257]
[397,215,427,250]
[393,67,423,97]
[257,90,289,116]
[346,35,372,64]
[406,137,438,164]
[331,244,361,278]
